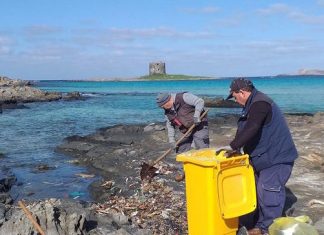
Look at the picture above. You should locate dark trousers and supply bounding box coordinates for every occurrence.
[240,163,293,232]
[177,123,209,154]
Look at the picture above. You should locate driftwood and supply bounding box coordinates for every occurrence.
[307,199,324,208]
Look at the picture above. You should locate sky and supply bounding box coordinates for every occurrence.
[1,0,324,80]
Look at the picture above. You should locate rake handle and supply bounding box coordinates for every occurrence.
[152,108,209,166]
[18,201,46,235]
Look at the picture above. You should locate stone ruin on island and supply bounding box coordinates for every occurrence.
[149,62,166,75]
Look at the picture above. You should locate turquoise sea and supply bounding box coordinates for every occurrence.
[1,76,324,201]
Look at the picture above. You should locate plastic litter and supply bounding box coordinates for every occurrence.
[69,191,85,198]
[269,215,319,235]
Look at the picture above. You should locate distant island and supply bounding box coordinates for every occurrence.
[86,74,216,81]
[277,69,324,77]
[297,69,324,76]
[138,74,214,80]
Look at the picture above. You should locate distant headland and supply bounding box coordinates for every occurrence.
[277,69,324,77]
[297,69,324,76]
[86,74,216,81]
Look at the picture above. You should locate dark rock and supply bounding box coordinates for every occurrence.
[0,173,17,193]
[0,198,152,234]
[34,164,56,172]
[0,193,12,204]
[143,123,165,132]
[0,203,6,225]
[63,91,87,101]
[0,199,88,235]
[0,76,30,86]
[0,100,28,110]
[314,217,324,234]
[0,77,87,111]
[203,97,241,108]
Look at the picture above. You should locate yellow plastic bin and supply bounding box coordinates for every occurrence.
[176,148,256,235]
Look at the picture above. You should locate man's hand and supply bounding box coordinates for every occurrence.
[224,149,241,158]
[193,115,201,125]
[215,148,231,155]
[216,148,241,158]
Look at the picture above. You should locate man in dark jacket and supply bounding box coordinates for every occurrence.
[156,92,209,180]
[225,78,298,235]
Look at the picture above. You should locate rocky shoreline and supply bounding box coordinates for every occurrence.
[54,113,324,234]
[1,113,323,234]
[0,76,84,112]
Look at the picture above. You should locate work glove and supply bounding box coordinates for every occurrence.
[224,149,241,158]
[215,147,231,155]
[216,148,241,158]
[193,115,201,125]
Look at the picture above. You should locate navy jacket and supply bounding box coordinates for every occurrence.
[237,89,298,171]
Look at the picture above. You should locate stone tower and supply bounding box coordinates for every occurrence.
[149,62,166,75]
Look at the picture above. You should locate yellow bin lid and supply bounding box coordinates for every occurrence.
[176,148,228,166]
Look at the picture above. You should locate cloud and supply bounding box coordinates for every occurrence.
[257,3,324,25]
[213,14,244,27]
[3,23,217,69]
[71,26,216,50]
[289,12,324,25]
[0,35,13,55]
[243,39,322,56]
[180,6,219,14]
[23,25,62,37]
[107,27,215,40]
[18,44,81,61]
[317,0,324,6]
[257,3,292,15]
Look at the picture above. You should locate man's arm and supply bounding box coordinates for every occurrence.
[230,101,272,150]
[165,115,176,143]
[183,93,204,118]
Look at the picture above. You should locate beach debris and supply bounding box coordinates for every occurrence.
[151,161,174,176]
[43,181,64,186]
[67,159,80,164]
[101,180,114,189]
[300,153,323,164]
[75,173,95,178]
[95,180,187,234]
[69,191,85,199]
[307,199,324,208]
[26,192,35,196]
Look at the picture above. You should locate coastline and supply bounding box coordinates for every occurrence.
[0,77,86,111]
[1,76,324,233]
[53,112,324,234]
[32,74,324,82]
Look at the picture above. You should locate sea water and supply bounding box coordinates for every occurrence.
[1,76,323,201]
